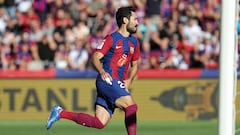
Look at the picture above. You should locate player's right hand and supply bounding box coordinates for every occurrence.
[100,71,112,82]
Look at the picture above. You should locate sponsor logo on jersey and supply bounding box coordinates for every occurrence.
[117,54,127,67]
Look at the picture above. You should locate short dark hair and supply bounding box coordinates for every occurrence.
[116,6,136,27]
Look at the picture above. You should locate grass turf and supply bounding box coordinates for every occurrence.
[0,120,220,135]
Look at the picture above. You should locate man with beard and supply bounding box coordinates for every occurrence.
[46,6,140,135]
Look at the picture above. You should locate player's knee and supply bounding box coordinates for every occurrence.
[115,96,136,109]
[132,104,138,112]
[125,104,138,113]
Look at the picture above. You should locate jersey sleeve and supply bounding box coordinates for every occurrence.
[132,39,140,61]
[95,35,113,55]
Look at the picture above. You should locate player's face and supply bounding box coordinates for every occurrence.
[126,12,138,34]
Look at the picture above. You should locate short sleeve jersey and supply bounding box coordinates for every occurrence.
[95,31,140,81]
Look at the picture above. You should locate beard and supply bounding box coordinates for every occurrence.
[126,23,137,34]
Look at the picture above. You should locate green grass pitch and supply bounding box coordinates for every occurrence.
[0,120,223,135]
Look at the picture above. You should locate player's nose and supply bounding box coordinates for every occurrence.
[136,20,139,25]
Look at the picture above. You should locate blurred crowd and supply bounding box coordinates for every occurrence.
[0,0,222,71]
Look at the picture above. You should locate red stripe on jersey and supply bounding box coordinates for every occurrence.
[95,35,113,55]
[110,40,123,79]
[131,40,140,61]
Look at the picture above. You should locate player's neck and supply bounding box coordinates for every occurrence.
[118,27,130,37]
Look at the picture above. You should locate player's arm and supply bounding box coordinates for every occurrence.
[124,39,141,90]
[129,59,140,81]
[124,59,140,90]
[92,51,112,81]
[92,51,104,74]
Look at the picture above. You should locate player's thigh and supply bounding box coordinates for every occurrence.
[95,105,111,126]
[115,95,136,109]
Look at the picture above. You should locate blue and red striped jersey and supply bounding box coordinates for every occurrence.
[95,31,140,81]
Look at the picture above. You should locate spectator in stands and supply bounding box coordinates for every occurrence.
[74,0,88,22]
[86,27,104,55]
[170,33,189,70]
[175,22,184,43]
[54,8,72,27]
[161,0,171,18]
[3,0,16,19]
[111,0,130,10]
[42,14,55,38]
[200,32,219,69]
[150,37,174,69]
[0,37,13,70]
[86,0,106,17]
[18,32,38,58]
[29,19,44,42]
[54,43,69,70]
[15,0,33,13]
[65,27,76,45]
[90,9,106,34]
[0,7,9,36]
[101,14,117,36]
[133,0,146,24]
[140,40,151,70]
[66,0,81,24]
[33,0,47,24]
[166,19,178,38]
[52,9,72,45]
[15,40,32,70]
[47,0,67,17]
[189,40,205,68]
[67,38,88,71]
[36,34,57,69]
[10,10,23,35]
[182,16,203,50]
[15,7,40,33]
[138,16,157,47]
[150,18,168,50]
[0,0,223,71]
[211,29,220,62]
[0,29,18,70]
[146,0,161,17]
[72,20,90,44]
[177,36,192,67]
[201,0,220,32]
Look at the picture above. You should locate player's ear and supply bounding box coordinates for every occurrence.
[123,17,129,24]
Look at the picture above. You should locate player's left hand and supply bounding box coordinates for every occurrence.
[123,79,131,90]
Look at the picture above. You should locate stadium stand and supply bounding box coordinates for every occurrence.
[0,0,224,71]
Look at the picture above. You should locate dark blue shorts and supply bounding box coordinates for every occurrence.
[95,76,130,116]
